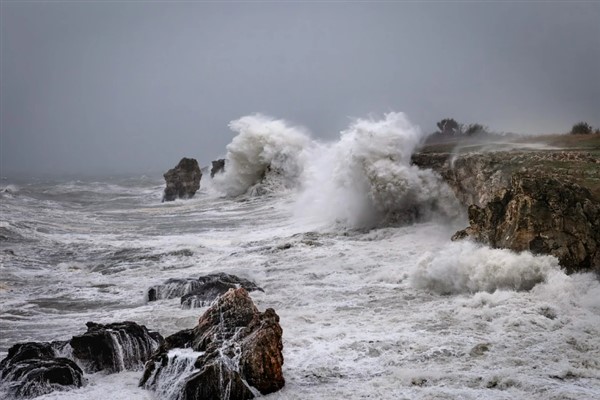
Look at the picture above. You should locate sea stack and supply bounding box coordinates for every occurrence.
[163,158,202,202]
[210,159,225,178]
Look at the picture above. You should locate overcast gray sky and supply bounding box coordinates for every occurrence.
[2,1,599,176]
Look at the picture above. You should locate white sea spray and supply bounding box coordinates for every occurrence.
[411,241,561,294]
[296,112,460,228]
[213,114,313,197]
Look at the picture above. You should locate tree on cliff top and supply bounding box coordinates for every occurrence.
[436,118,461,135]
[570,122,593,135]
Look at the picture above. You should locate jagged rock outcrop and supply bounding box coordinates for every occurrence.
[412,152,511,207]
[70,321,163,373]
[140,288,284,400]
[163,158,202,202]
[210,159,225,178]
[147,273,264,309]
[413,150,600,273]
[453,175,600,273]
[0,342,84,398]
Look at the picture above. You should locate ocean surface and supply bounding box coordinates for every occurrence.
[1,113,599,399]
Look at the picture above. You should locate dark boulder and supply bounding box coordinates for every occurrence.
[70,321,163,373]
[180,280,238,308]
[163,158,202,202]
[0,342,84,398]
[210,159,225,178]
[147,272,264,309]
[141,288,284,399]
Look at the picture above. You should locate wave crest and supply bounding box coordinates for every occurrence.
[411,242,561,294]
[297,112,460,228]
[214,114,312,197]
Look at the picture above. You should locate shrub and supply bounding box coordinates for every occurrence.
[464,123,488,136]
[436,118,461,135]
[570,122,593,135]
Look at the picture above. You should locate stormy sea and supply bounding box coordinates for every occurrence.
[1,113,599,399]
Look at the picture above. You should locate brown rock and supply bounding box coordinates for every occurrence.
[141,288,285,399]
[453,175,600,274]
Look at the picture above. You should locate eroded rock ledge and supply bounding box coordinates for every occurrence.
[412,150,600,273]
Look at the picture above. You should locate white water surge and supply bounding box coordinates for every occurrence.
[0,113,598,399]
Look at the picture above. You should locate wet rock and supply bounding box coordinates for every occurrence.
[141,288,284,399]
[180,280,238,308]
[70,321,163,373]
[453,175,600,274]
[147,272,264,308]
[162,158,202,202]
[0,342,84,398]
[413,151,600,273]
[210,159,225,178]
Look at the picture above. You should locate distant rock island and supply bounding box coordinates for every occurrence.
[413,134,600,274]
[162,157,202,202]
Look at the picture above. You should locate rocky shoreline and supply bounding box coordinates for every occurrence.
[0,279,284,400]
[412,144,600,274]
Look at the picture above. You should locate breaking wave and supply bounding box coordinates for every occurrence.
[296,112,461,228]
[411,241,561,294]
[214,112,461,228]
[213,114,313,197]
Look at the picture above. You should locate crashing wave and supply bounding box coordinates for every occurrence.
[296,112,461,228]
[411,241,561,294]
[213,114,313,197]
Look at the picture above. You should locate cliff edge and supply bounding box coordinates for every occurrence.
[412,135,600,274]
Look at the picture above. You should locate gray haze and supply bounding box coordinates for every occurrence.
[2,1,599,176]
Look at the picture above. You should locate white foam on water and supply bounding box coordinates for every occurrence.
[143,348,203,400]
[411,241,561,294]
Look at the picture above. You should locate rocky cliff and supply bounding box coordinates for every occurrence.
[412,148,600,274]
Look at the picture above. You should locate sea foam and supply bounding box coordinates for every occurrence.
[411,241,561,294]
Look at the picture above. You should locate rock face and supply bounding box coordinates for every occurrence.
[163,158,202,202]
[140,288,284,400]
[453,175,600,274]
[0,342,84,398]
[70,321,163,373]
[210,159,225,178]
[413,150,600,273]
[147,273,264,309]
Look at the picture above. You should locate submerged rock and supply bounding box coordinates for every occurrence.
[210,159,225,178]
[163,158,202,202]
[0,342,84,398]
[70,321,163,373]
[141,288,284,399]
[147,272,264,309]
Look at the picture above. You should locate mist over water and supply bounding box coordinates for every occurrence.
[1,112,599,399]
